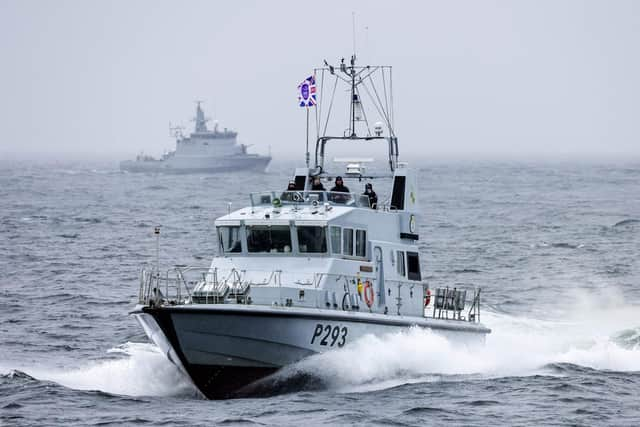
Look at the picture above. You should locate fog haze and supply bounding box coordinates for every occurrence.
[1,0,639,161]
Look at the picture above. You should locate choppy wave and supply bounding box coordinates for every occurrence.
[452,268,482,274]
[2,295,640,400]
[58,233,79,239]
[248,300,640,396]
[2,160,639,423]
[612,327,640,350]
[551,242,584,249]
[533,242,585,249]
[0,370,38,382]
[9,342,197,398]
[613,219,640,227]
[144,185,170,191]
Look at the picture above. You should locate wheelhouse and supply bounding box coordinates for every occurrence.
[216,222,369,260]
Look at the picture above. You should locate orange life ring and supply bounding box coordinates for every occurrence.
[363,280,374,308]
[424,289,431,307]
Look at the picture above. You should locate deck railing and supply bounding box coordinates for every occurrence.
[423,286,482,323]
[139,266,278,306]
[250,190,372,209]
[138,266,482,324]
[138,266,343,306]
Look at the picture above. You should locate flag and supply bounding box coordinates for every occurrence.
[297,75,316,107]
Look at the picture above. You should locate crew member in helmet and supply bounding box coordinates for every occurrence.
[363,183,378,209]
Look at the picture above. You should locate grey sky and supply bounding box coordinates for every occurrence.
[1,0,638,161]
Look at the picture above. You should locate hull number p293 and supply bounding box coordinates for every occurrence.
[310,324,348,347]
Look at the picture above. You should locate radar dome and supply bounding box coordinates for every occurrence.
[374,122,384,136]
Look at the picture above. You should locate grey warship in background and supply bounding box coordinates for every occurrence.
[120,102,271,174]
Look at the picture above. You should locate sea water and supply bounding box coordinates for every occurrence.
[0,159,638,426]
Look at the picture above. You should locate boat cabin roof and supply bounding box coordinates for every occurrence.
[215,202,353,225]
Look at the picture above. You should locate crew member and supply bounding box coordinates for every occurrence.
[330,176,349,193]
[281,181,297,201]
[311,176,325,191]
[363,183,378,209]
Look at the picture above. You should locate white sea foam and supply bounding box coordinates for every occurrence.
[22,342,197,397]
[12,291,640,397]
[285,295,640,393]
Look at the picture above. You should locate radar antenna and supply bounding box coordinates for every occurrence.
[169,122,185,139]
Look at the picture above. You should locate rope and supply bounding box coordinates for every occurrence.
[354,84,371,136]
[361,77,390,132]
[390,67,394,135]
[368,73,394,132]
[322,75,339,137]
[381,68,390,128]
[316,69,324,138]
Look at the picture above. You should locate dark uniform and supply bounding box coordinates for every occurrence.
[311,177,325,191]
[281,181,298,201]
[363,183,378,209]
[330,176,350,193]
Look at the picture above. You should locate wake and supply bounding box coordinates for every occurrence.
[2,342,197,398]
[5,291,639,398]
[272,294,640,394]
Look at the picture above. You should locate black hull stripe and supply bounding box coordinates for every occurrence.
[145,306,490,334]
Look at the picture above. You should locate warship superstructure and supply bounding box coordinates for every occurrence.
[120,102,271,174]
[131,57,490,399]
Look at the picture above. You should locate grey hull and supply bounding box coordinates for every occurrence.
[120,156,271,174]
[135,304,489,399]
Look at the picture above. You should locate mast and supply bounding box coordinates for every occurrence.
[350,56,356,137]
[194,101,209,133]
[350,12,357,137]
[311,56,397,175]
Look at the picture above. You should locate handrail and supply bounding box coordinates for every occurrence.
[138,265,377,306]
[249,190,373,209]
[137,266,482,324]
[467,288,481,323]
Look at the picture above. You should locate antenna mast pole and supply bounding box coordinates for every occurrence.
[352,12,356,58]
[350,13,357,138]
[350,58,356,137]
[305,107,310,167]
[154,226,160,275]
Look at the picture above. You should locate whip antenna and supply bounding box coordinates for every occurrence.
[352,12,356,59]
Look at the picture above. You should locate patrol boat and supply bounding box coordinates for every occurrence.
[132,57,490,399]
[120,102,271,174]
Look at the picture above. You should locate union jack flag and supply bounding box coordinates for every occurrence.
[298,75,316,107]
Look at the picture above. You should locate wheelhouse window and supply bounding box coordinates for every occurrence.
[330,226,342,254]
[246,225,292,253]
[218,226,241,253]
[407,251,422,281]
[355,229,367,257]
[297,226,327,253]
[397,250,406,276]
[343,228,354,256]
